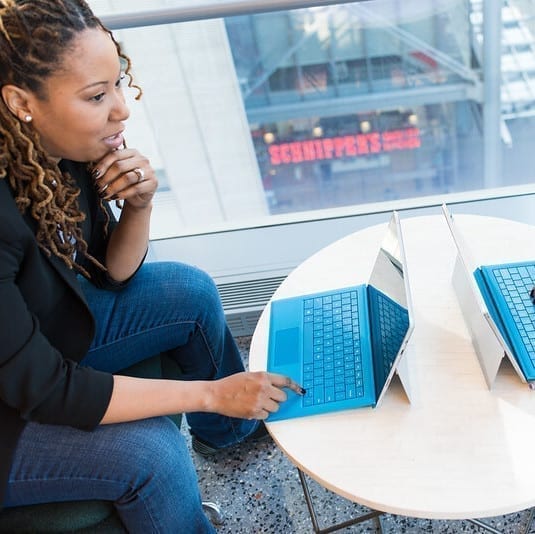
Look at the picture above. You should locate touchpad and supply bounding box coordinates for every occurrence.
[274,327,300,366]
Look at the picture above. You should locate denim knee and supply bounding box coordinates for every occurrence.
[7,417,213,533]
[156,262,226,332]
[112,417,209,532]
[155,262,223,317]
[115,416,193,493]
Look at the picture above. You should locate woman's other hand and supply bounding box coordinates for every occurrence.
[91,148,157,209]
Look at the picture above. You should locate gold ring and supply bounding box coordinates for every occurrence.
[133,167,145,183]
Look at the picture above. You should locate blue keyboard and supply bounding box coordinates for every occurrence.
[492,265,535,355]
[367,285,410,391]
[372,288,410,374]
[479,262,535,379]
[301,290,364,406]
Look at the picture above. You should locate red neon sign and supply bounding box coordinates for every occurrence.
[268,127,421,166]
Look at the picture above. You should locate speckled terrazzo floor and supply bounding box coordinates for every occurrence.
[182,336,535,534]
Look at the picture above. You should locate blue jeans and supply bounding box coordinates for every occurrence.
[5,261,258,533]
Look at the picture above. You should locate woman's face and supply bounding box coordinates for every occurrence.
[27,28,130,163]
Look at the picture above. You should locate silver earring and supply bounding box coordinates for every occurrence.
[24,115,32,122]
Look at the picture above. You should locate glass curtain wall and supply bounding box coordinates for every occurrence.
[227,2,475,214]
[88,0,535,241]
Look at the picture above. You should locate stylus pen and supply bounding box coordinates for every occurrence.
[296,383,307,395]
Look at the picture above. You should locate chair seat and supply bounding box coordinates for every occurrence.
[0,500,124,533]
[0,499,224,532]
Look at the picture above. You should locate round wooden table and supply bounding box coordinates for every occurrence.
[250,213,535,527]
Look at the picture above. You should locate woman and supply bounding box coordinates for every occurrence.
[0,1,302,532]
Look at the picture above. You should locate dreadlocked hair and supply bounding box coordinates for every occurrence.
[0,0,142,276]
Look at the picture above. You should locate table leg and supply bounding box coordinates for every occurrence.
[297,468,384,534]
[298,467,534,534]
[467,509,535,534]
[524,507,535,533]
[467,519,504,534]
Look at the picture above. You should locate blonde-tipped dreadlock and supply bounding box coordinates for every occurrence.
[0,0,141,275]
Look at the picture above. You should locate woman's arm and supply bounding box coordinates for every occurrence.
[105,201,152,281]
[101,372,304,424]
[90,148,157,281]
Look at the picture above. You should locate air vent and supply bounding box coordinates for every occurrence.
[216,275,286,336]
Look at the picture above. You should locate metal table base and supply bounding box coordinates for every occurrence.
[297,468,535,534]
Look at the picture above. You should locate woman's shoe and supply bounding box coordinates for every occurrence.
[191,422,270,458]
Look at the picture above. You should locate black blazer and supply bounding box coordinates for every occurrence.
[0,160,131,505]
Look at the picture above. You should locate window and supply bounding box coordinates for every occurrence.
[89,1,535,290]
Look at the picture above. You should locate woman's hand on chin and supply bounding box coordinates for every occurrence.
[91,148,158,209]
